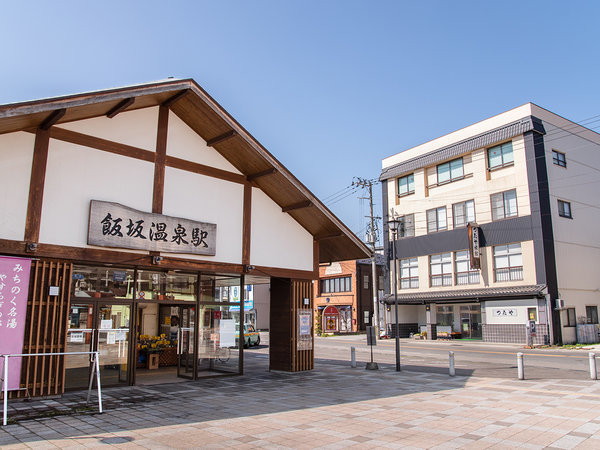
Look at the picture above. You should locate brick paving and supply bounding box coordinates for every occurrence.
[2,354,600,448]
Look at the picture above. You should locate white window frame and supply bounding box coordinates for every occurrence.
[452,200,475,228]
[398,173,415,197]
[493,243,523,282]
[430,253,452,287]
[427,207,447,233]
[491,189,518,220]
[436,158,464,185]
[487,141,514,170]
[454,250,479,285]
[399,258,419,289]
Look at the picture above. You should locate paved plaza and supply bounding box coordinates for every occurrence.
[2,354,600,449]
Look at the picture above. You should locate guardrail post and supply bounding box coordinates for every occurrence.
[449,351,455,377]
[351,346,357,368]
[517,352,524,380]
[589,352,597,380]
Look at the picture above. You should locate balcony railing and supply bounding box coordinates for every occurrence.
[494,266,523,282]
[400,277,419,289]
[430,274,452,287]
[456,271,480,285]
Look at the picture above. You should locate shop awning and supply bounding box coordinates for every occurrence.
[383,284,547,305]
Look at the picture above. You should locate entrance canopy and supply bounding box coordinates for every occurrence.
[383,284,547,305]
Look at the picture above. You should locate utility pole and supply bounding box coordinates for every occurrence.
[352,178,382,337]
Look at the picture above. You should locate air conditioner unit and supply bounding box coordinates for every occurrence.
[555,298,565,309]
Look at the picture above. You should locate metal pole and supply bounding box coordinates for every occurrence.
[517,352,524,380]
[351,346,357,368]
[589,352,597,380]
[95,352,103,413]
[392,229,401,372]
[3,355,8,426]
[449,351,455,377]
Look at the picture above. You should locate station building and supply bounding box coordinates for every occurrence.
[380,103,600,345]
[0,79,370,397]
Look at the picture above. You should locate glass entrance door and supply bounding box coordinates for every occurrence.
[96,304,130,385]
[197,305,239,376]
[66,303,95,390]
[460,304,482,339]
[65,302,131,390]
[177,305,195,379]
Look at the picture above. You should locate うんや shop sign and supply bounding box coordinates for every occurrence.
[88,200,217,255]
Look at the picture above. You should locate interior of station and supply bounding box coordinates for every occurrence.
[65,265,270,389]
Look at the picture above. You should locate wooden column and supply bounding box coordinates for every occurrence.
[269,278,314,372]
[152,105,169,214]
[24,128,51,243]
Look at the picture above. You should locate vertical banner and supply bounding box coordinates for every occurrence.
[467,222,481,269]
[0,256,31,391]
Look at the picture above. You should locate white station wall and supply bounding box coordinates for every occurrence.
[0,131,35,241]
[162,167,244,264]
[57,107,159,152]
[40,140,154,247]
[250,188,313,271]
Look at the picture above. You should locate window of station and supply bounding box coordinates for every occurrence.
[135,271,197,302]
[72,266,134,299]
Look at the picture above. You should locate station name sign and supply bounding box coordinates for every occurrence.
[88,200,217,256]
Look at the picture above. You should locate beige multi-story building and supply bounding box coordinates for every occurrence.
[380,104,600,345]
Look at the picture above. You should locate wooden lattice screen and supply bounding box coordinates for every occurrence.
[13,260,73,398]
[291,280,313,372]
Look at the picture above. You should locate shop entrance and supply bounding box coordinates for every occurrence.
[460,304,482,339]
[134,303,196,384]
[66,301,131,389]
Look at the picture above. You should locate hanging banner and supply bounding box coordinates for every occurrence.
[0,256,32,391]
[467,222,481,269]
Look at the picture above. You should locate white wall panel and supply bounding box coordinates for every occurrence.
[40,140,154,246]
[161,167,244,264]
[250,188,313,271]
[166,111,242,174]
[0,132,35,241]
[57,107,159,152]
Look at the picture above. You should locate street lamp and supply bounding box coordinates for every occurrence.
[388,218,401,372]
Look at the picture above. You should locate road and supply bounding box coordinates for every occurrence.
[253,332,599,380]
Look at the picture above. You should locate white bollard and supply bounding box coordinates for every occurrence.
[517,352,524,380]
[449,351,455,377]
[351,346,357,368]
[589,352,597,380]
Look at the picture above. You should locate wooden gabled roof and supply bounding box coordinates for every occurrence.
[0,79,370,263]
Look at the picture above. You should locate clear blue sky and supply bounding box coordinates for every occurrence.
[2,1,599,244]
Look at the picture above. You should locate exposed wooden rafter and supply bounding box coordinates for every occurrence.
[206,130,237,147]
[39,108,66,130]
[282,200,312,213]
[314,232,343,240]
[247,167,277,182]
[162,89,190,108]
[105,97,135,118]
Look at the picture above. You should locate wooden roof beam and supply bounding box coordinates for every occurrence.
[282,200,312,213]
[39,108,66,130]
[247,168,277,182]
[106,97,135,118]
[315,232,343,240]
[162,89,190,108]
[206,130,237,147]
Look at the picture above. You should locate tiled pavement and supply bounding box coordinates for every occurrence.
[2,355,600,449]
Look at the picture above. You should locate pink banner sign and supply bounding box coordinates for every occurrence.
[0,256,31,391]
